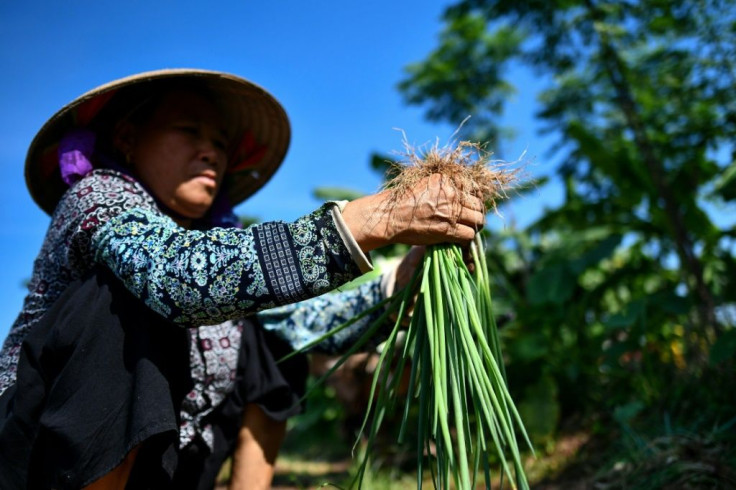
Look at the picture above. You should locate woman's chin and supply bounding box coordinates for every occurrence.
[171,200,213,221]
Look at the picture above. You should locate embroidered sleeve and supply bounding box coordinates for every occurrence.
[91,203,365,326]
[255,278,389,354]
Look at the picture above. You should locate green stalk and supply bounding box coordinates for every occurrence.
[290,236,533,490]
[447,320,471,490]
[417,332,431,490]
[398,303,424,443]
[448,283,517,482]
[428,247,455,473]
[457,271,533,451]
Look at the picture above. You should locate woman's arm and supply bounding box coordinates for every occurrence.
[92,203,365,326]
[256,277,386,354]
[70,170,482,329]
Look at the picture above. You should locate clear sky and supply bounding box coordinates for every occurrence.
[0,0,556,338]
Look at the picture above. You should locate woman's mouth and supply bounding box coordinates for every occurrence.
[195,169,217,180]
[191,171,219,189]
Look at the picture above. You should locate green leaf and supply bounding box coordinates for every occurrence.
[613,400,645,425]
[370,152,398,177]
[510,332,549,362]
[569,234,622,274]
[603,300,645,330]
[709,329,736,365]
[312,186,365,202]
[237,214,261,227]
[713,161,736,202]
[649,291,690,316]
[518,375,560,447]
[527,262,575,305]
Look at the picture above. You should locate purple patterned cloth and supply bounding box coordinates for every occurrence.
[58,129,96,186]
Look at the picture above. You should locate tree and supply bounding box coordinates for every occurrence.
[396,2,736,454]
[399,0,734,360]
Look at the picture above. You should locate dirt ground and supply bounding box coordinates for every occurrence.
[214,431,597,489]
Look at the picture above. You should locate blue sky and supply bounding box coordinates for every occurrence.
[0,0,557,338]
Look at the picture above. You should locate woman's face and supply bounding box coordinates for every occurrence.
[121,90,230,224]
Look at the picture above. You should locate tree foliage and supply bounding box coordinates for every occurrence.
[397,0,736,453]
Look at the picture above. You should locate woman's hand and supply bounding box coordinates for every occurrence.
[342,174,485,253]
[394,245,426,291]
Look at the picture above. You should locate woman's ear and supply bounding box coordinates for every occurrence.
[112,120,136,156]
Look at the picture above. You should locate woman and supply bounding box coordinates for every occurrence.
[0,69,484,489]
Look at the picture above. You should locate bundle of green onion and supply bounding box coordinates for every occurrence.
[357,236,532,489]
[288,143,532,489]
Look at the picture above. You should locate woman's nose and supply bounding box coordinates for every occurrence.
[199,141,217,163]
[198,137,225,167]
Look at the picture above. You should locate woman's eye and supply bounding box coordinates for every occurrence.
[174,124,198,134]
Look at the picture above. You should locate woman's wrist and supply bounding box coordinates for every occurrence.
[341,194,390,253]
[328,202,374,274]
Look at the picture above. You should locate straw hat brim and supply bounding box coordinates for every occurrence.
[25,68,291,215]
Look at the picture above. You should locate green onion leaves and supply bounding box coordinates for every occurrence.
[300,234,532,489]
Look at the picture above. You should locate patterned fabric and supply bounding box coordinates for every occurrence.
[92,204,360,326]
[180,322,243,449]
[0,168,388,450]
[0,170,157,392]
[257,280,384,354]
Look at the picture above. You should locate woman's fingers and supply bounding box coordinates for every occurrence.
[457,206,486,229]
[422,196,486,243]
[451,222,481,243]
[389,173,487,245]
